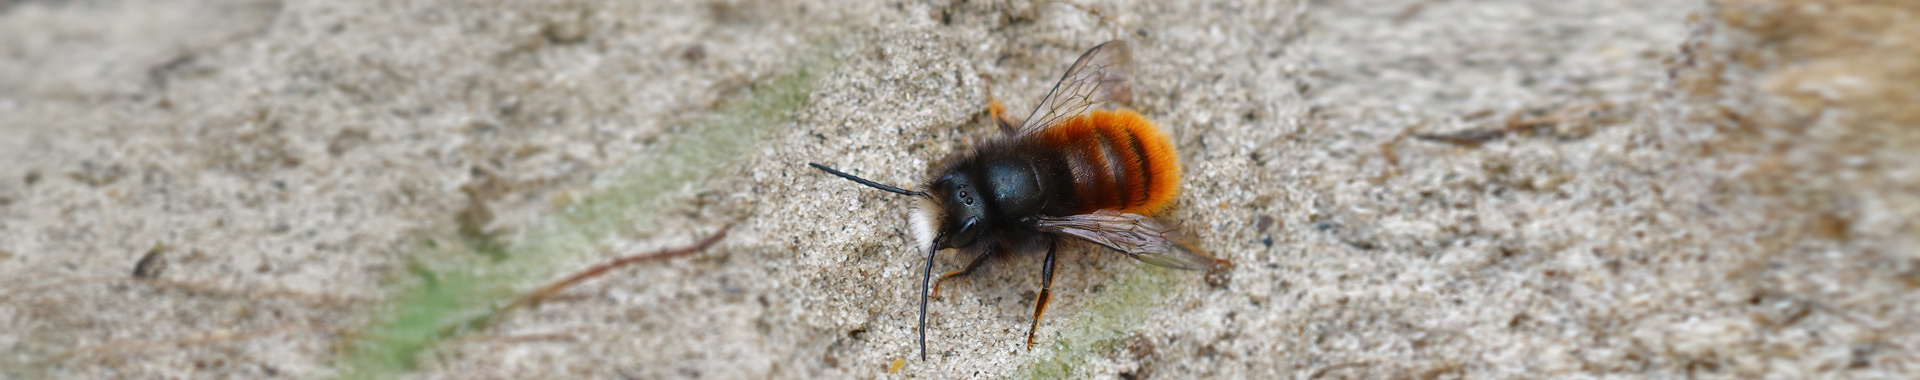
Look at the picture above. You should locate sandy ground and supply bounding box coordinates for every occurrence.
[4,0,1918,378]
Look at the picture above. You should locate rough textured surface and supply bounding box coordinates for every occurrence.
[3,0,1916,378]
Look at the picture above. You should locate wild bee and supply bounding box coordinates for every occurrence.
[810,40,1226,360]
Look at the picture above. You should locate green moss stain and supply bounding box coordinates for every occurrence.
[334,40,838,379]
[1016,265,1179,379]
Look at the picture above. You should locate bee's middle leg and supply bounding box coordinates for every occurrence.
[931,246,996,299]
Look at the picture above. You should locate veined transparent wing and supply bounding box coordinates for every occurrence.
[1033,210,1220,270]
[1015,40,1136,136]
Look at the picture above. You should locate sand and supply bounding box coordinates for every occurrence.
[3,0,1916,378]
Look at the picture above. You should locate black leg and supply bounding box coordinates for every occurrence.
[918,240,940,360]
[1025,239,1059,348]
[931,247,994,299]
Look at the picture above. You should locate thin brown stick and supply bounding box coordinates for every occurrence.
[1310,360,1375,379]
[1413,128,1509,147]
[462,225,731,331]
[509,225,729,311]
[458,331,581,345]
[1413,102,1618,147]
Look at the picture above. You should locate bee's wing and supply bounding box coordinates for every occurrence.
[1033,210,1221,270]
[1015,40,1136,136]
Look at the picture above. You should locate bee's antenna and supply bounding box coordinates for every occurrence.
[917,234,946,360]
[808,163,927,197]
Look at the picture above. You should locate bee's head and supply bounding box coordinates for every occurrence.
[929,170,991,249]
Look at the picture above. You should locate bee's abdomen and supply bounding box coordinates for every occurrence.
[1037,109,1181,216]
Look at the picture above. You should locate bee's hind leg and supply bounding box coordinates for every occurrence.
[1025,239,1059,348]
[930,245,996,299]
[982,73,1022,135]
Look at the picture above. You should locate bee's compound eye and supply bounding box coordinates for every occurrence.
[950,217,983,248]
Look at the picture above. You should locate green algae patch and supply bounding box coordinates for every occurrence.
[1015,265,1180,379]
[333,41,838,379]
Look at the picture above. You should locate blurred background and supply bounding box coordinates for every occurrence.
[2,0,1916,378]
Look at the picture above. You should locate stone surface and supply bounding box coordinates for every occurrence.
[2,0,1915,378]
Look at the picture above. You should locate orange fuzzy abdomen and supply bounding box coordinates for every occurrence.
[1036,109,1181,216]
